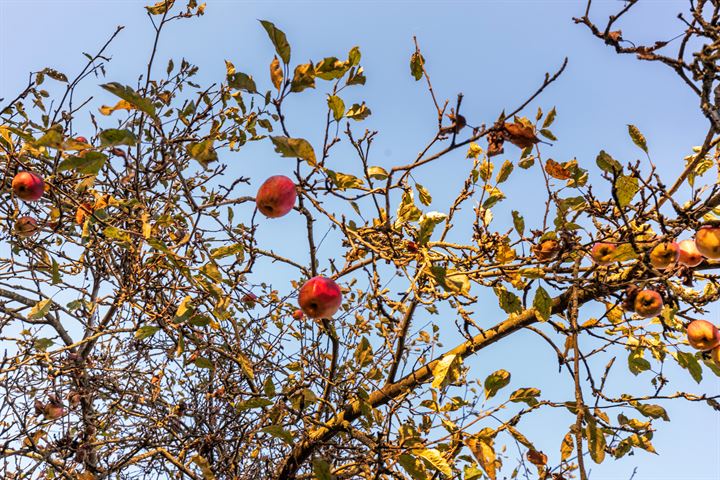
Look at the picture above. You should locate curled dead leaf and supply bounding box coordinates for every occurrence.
[544,159,572,180]
[75,202,94,225]
[503,122,539,149]
[487,131,505,157]
[526,449,548,466]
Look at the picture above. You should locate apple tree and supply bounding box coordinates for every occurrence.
[0,1,719,479]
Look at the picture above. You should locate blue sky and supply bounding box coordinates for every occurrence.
[1,1,718,479]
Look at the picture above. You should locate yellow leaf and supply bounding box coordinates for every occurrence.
[466,437,496,480]
[99,99,134,115]
[431,354,458,389]
[270,56,283,91]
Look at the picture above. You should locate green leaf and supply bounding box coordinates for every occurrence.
[235,397,273,411]
[346,102,371,121]
[495,160,513,184]
[315,57,349,80]
[532,286,552,322]
[614,175,639,207]
[484,369,511,399]
[174,296,194,322]
[511,210,524,236]
[539,129,557,141]
[416,183,432,206]
[28,299,52,320]
[263,376,276,397]
[290,62,315,92]
[259,20,291,64]
[398,454,428,480]
[674,351,703,383]
[633,402,669,421]
[99,129,137,147]
[410,52,425,81]
[33,125,64,148]
[348,46,361,66]
[312,459,332,480]
[518,155,535,169]
[506,425,534,450]
[702,355,720,377]
[270,136,316,166]
[608,243,638,262]
[146,0,175,15]
[495,287,521,314]
[326,170,364,190]
[353,336,374,367]
[210,243,244,260]
[346,66,366,86]
[135,325,160,340]
[227,72,257,93]
[40,67,68,83]
[596,150,622,174]
[615,433,656,458]
[101,82,156,117]
[586,422,606,464]
[415,448,451,478]
[627,349,651,376]
[104,226,133,244]
[395,190,422,227]
[542,107,556,128]
[628,124,648,153]
[51,259,60,285]
[327,95,345,121]
[418,212,446,245]
[509,387,541,406]
[194,356,214,369]
[187,139,218,168]
[34,338,54,352]
[58,151,108,175]
[262,425,294,444]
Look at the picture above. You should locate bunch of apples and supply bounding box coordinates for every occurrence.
[254,174,343,320]
[587,228,720,269]
[583,229,720,319]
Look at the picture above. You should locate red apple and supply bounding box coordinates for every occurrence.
[292,309,304,320]
[11,171,45,202]
[533,239,560,262]
[15,216,39,237]
[298,276,342,319]
[677,239,703,267]
[686,319,720,351]
[695,226,720,259]
[43,404,66,420]
[42,396,66,420]
[649,241,679,270]
[589,242,617,266]
[256,175,297,218]
[74,136,88,143]
[242,293,257,308]
[633,289,663,318]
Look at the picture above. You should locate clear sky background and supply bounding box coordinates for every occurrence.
[1,1,719,479]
